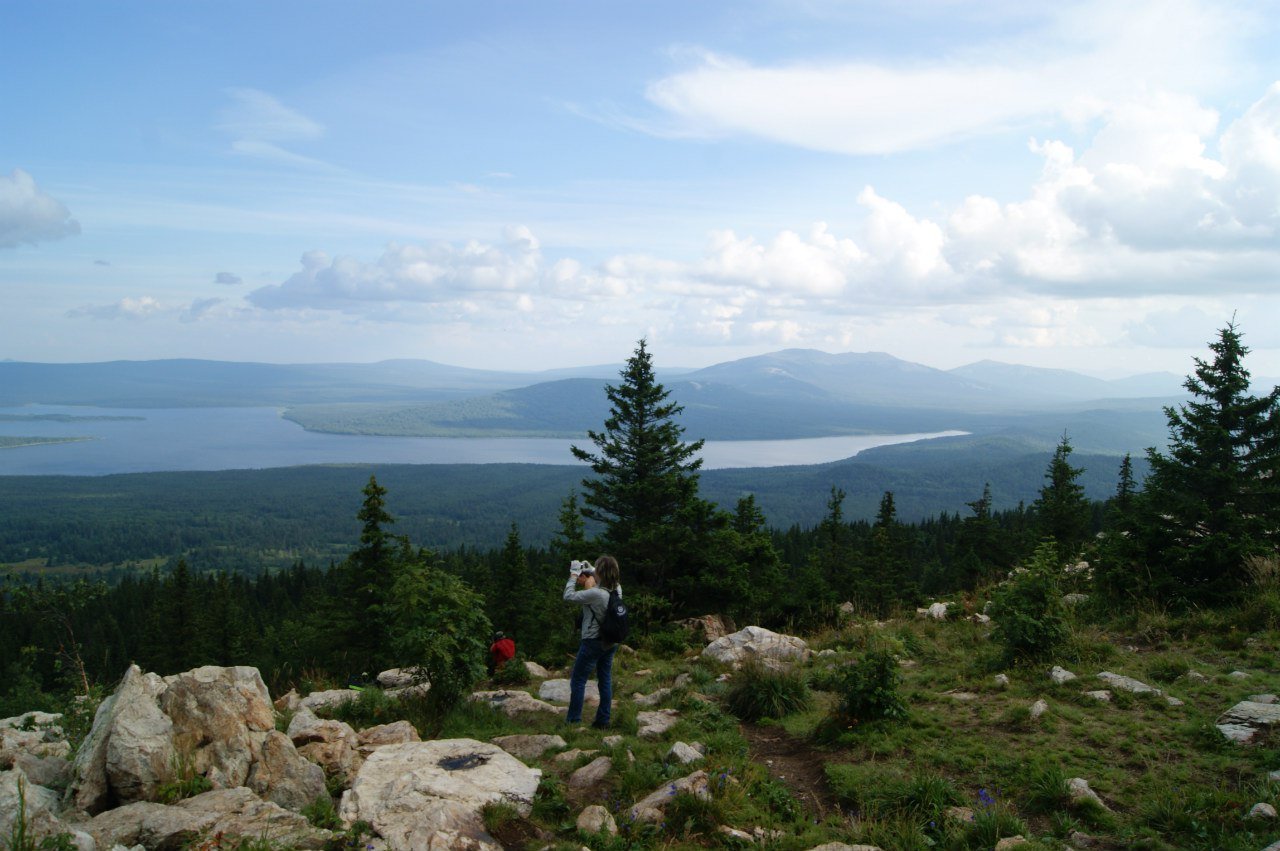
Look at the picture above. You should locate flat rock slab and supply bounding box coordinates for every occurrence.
[339,739,541,851]
[538,679,598,704]
[1217,700,1280,743]
[469,690,561,717]
[637,709,681,739]
[630,770,710,823]
[299,689,359,711]
[1097,672,1161,695]
[491,735,566,761]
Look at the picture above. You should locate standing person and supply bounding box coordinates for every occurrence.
[563,555,621,728]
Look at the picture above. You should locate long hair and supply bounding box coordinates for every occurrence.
[593,555,620,591]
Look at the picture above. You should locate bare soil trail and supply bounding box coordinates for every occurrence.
[741,721,841,818]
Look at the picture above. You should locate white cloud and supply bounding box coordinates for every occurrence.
[642,0,1249,155]
[218,88,328,168]
[0,169,80,248]
[214,272,243,285]
[67,296,229,322]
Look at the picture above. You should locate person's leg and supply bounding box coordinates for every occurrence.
[566,640,602,723]
[591,644,618,728]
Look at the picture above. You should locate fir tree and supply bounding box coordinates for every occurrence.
[1032,434,1091,555]
[1141,321,1280,601]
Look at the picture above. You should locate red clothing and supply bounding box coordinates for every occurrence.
[489,637,516,668]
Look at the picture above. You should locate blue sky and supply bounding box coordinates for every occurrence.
[4,0,1280,375]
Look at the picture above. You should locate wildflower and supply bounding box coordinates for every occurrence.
[978,787,995,807]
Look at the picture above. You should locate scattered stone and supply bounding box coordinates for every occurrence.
[286,707,363,785]
[667,742,704,765]
[1229,670,1250,680]
[678,614,733,642]
[1250,802,1278,819]
[601,735,624,748]
[554,749,599,764]
[576,804,617,835]
[375,668,423,689]
[84,787,331,850]
[357,720,421,755]
[673,672,693,689]
[1,767,91,849]
[1066,560,1091,575]
[636,709,681,739]
[818,648,838,657]
[1062,593,1089,606]
[1097,671,1162,695]
[633,669,652,677]
[633,687,673,707]
[1084,691,1112,702]
[1249,694,1278,705]
[1216,700,1280,743]
[539,679,598,704]
[969,613,992,625]
[491,735,566,761]
[898,659,918,669]
[1068,777,1110,811]
[993,674,1010,688]
[0,711,63,730]
[568,756,612,790]
[469,690,561,717]
[719,826,755,842]
[273,689,301,712]
[1069,830,1098,847]
[1029,699,1049,719]
[994,837,1028,849]
[11,753,72,790]
[299,688,359,711]
[1184,670,1209,683]
[805,845,884,851]
[629,770,709,823]
[701,626,810,669]
[1269,769,1280,783]
[524,660,551,679]
[945,691,979,702]
[1050,666,1077,685]
[338,739,540,851]
[917,602,950,620]
[944,805,974,822]
[1165,696,1185,707]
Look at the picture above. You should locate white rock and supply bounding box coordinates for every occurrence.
[568,756,612,790]
[633,687,672,707]
[1084,691,1112,702]
[701,626,810,669]
[1062,593,1089,606]
[1049,666,1077,685]
[490,734,565,761]
[1,768,79,846]
[339,740,541,851]
[969,613,992,624]
[636,709,681,739]
[524,660,551,679]
[817,649,838,657]
[469,690,561,717]
[357,721,421,756]
[375,668,423,689]
[538,679,598,704]
[1165,696,1185,707]
[576,804,617,835]
[1249,802,1278,819]
[601,735,624,748]
[1269,769,1280,783]
[629,770,710,823]
[1229,670,1250,680]
[1029,699,1049,719]
[994,838,1028,849]
[0,711,62,730]
[993,674,1010,688]
[1068,777,1110,811]
[1097,671,1161,695]
[1216,700,1280,744]
[1184,670,1209,683]
[667,742,704,765]
[925,602,950,620]
[554,748,598,764]
[1249,694,1278,704]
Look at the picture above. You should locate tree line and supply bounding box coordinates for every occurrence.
[2,322,1277,716]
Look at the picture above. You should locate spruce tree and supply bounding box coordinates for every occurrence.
[571,339,710,598]
[1141,321,1280,601]
[1032,434,1091,555]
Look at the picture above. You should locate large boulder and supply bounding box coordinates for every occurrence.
[357,721,421,756]
[701,626,810,669]
[1217,700,1280,743]
[84,786,331,850]
[287,707,364,784]
[2,768,94,850]
[338,739,541,850]
[246,730,328,812]
[678,614,734,642]
[161,666,275,789]
[538,679,598,704]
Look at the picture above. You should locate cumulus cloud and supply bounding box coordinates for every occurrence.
[214,272,243,285]
[642,0,1247,154]
[0,169,80,248]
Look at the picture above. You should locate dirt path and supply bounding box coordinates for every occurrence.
[741,722,841,818]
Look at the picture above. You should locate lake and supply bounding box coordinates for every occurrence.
[0,405,966,475]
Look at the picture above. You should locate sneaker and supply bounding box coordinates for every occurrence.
[590,720,610,729]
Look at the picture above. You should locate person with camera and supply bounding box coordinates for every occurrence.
[563,555,621,728]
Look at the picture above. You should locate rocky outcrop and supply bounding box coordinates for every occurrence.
[678,614,733,642]
[1,768,95,851]
[701,626,810,669]
[338,740,541,851]
[287,706,363,785]
[1216,700,1280,743]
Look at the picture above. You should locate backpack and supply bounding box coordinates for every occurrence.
[596,588,629,645]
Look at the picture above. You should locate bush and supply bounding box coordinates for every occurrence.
[722,660,811,721]
[829,647,907,727]
[491,653,530,686]
[988,541,1070,665]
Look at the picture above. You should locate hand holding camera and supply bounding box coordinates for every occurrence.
[569,559,594,577]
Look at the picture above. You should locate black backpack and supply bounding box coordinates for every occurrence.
[596,589,629,645]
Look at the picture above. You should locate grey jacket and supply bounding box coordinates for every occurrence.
[563,576,620,640]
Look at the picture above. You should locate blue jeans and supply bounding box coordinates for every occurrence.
[567,638,617,726]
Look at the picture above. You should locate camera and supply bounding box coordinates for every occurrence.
[569,559,594,576]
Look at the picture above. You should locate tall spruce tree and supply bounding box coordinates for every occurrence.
[1140,321,1280,602]
[571,339,711,598]
[1032,434,1091,555]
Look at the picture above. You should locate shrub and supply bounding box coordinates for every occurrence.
[491,653,530,686]
[156,750,212,804]
[829,648,907,727]
[302,795,341,830]
[723,660,811,721]
[988,541,1069,665]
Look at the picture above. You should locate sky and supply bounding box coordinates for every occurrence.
[4,0,1280,377]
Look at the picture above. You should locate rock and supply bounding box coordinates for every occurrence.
[702,626,810,670]
[246,730,328,812]
[636,709,681,739]
[633,687,672,707]
[601,735,624,748]
[1084,690,1112,702]
[568,756,612,790]
[0,711,63,730]
[969,613,992,624]
[2,767,85,848]
[491,735,565,761]
[994,838,1028,849]
[1069,830,1098,847]
[375,668,425,689]
[85,786,331,850]
[918,602,950,620]
[538,679,598,704]
[287,707,363,784]
[993,674,1010,688]
[299,688,360,711]
[554,749,599,764]
[1165,696,1185,707]
[629,770,710,822]
[805,845,883,851]
[817,648,838,657]
[1184,670,1209,683]
[945,691,979,702]
[1062,593,1089,606]
[720,826,755,841]
[161,666,276,788]
[944,805,973,822]
[338,740,541,851]
[1050,666,1077,685]
[1250,694,1279,705]
[273,689,302,712]
[667,742,704,765]
[469,690,561,717]
[11,752,72,790]
[673,673,693,689]
[1097,671,1162,695]
[678,614,733,642]
[1068,777,1109,811]
[1249,802,1278,819]
[1216,700,1280,743]
[1229,670,1250,680]
[1029,699,1049,719]
[524,660,551,679]
[576,804,617,835]
[357,721,421,755]
[1269,769,1280,783]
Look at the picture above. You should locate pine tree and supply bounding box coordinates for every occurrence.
[1141,321,1280,601]
[952,483,1012,589]
[571,339,710,597]
[330,475,402,678]
[864,491,915,615]
[1032,434,1091,555]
